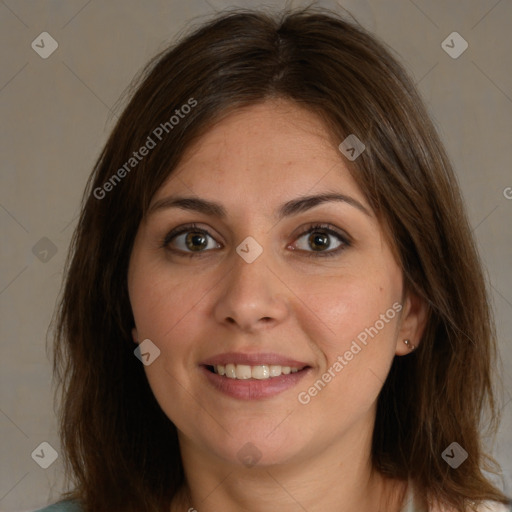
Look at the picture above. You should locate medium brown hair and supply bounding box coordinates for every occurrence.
[50,6,510,511]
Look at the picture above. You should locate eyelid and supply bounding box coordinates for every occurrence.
[161,223,218,247]
[292,222,351,244]
[290,223,351,258]
[161,223,223,256]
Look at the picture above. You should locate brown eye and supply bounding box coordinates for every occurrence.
[308,231,331,251]
[292,223,350,258]
[163,224,221,255]
[185,231,209,251]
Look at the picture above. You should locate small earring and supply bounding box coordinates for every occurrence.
[404,339,416,350]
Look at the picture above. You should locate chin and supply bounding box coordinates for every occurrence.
[201,427,312,469]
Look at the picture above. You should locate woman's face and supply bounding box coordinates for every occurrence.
[128,100,423,469]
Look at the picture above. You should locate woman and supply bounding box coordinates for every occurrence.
[38,6,511,512]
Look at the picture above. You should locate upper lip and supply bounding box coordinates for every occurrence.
[201,352,310,368]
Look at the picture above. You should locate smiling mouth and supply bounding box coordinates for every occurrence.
[205,363,309,380]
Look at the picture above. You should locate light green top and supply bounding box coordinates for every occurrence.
[34,489,511,512]
[34,500,82,512]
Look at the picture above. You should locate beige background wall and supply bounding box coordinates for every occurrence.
[1,1,511,510]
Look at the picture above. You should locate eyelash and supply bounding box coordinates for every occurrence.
[161,222,351,259]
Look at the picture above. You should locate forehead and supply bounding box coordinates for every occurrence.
[154,100,367,211]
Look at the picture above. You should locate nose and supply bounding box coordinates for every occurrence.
[213,247,290,333]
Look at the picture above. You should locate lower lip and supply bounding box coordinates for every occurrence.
[201,366,311,400]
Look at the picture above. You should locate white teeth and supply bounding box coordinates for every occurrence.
[211,363,304,379]
[252,365,270,380]
[225,363,236,379]
[235,364,252,380]
[269,365,282,377]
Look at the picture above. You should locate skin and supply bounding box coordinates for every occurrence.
[128,99,428,512]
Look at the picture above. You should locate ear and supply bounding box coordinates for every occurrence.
[131,327,139,345]
[395,291,429,356]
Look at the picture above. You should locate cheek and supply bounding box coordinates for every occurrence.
[292,271,401,414]
[129,259,213,426]
[292,267,401,354]
[297,288,400,420]
[130,257,212,341]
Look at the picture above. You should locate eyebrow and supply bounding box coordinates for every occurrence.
[147,192,371,220]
